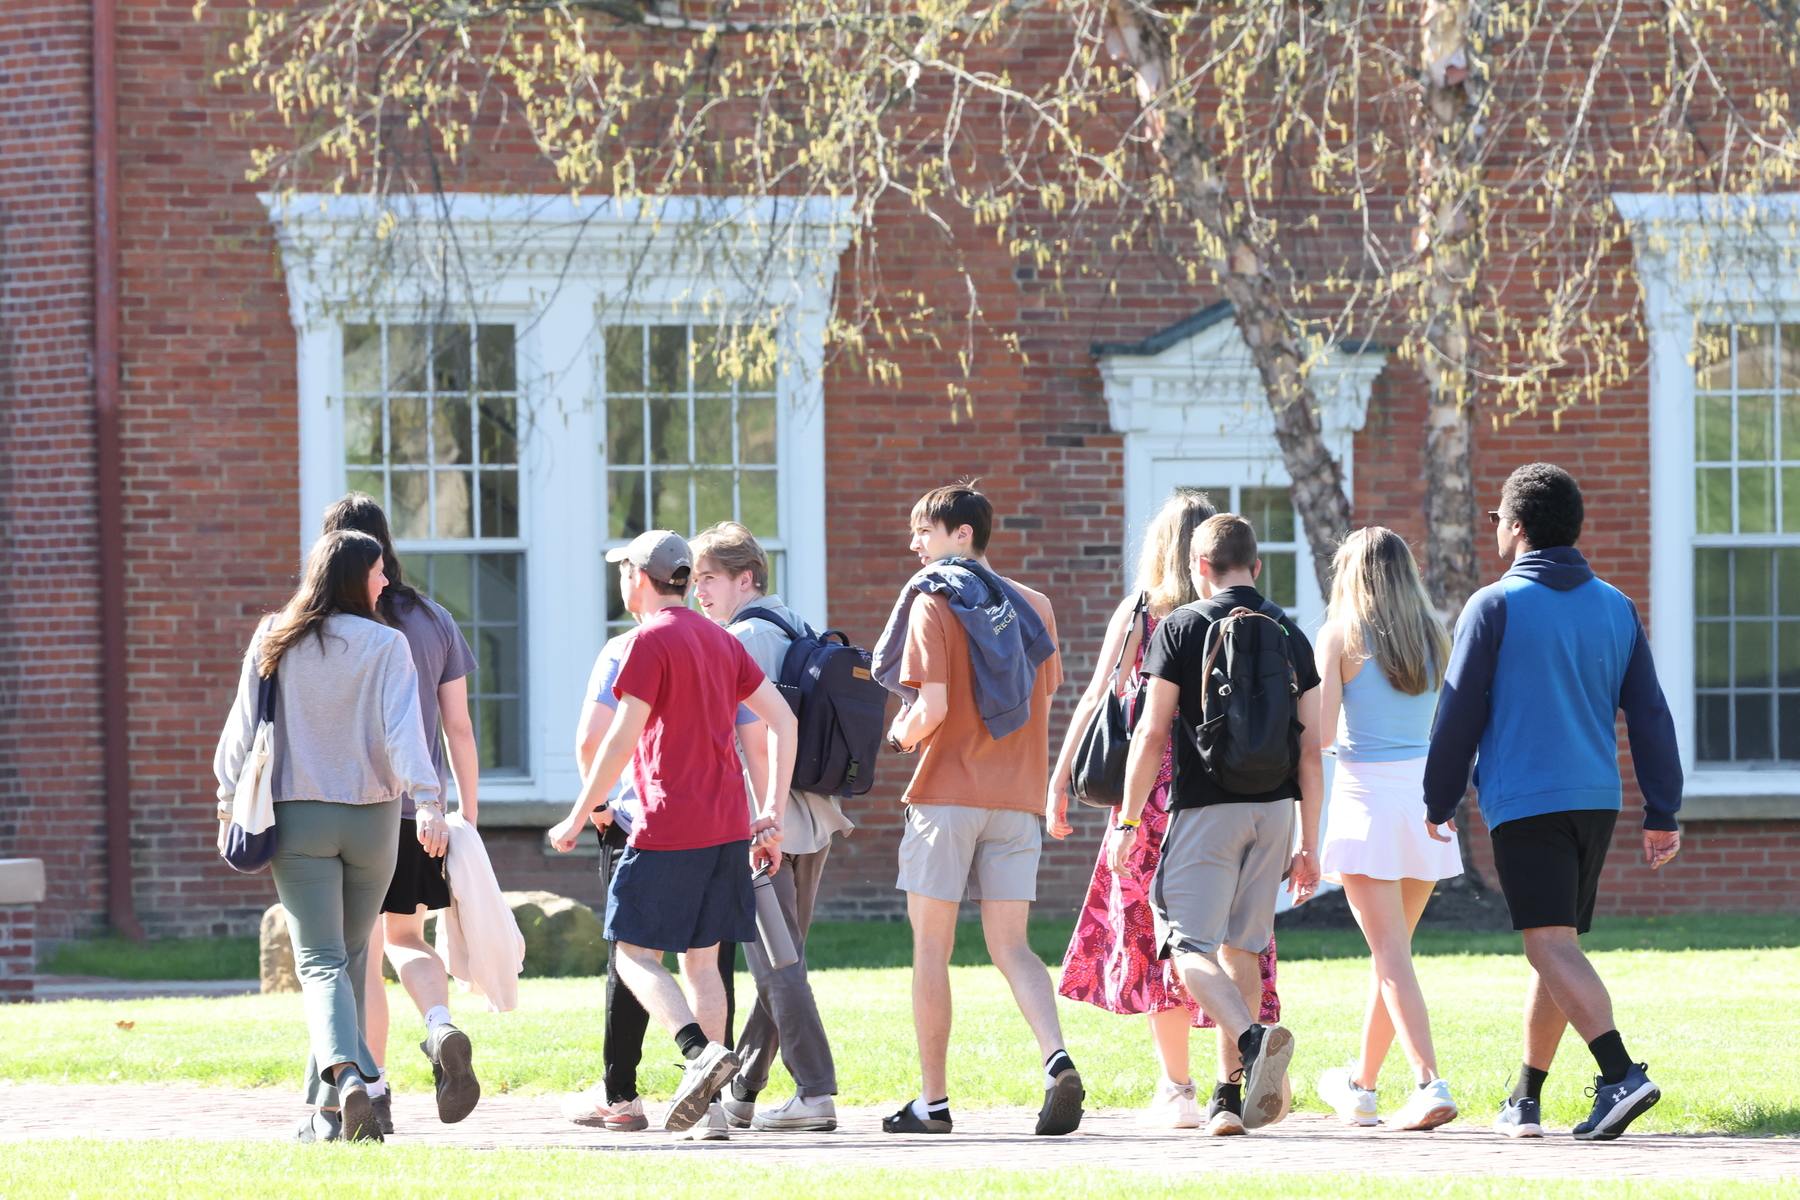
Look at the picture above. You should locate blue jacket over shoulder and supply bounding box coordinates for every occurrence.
[1423,547,1683,832]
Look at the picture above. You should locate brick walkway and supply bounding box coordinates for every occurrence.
[0,1085,1792,1180]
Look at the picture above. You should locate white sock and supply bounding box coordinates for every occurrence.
[366,1079,388,1099]
[425,1005,452,1030]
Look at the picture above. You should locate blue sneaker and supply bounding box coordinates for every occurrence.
[1492,1096,1543,1138]
[1573,1063,1661,1141]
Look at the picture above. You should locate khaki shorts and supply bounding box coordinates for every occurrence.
[1151,801,1295,958]
[896,804,1041,903]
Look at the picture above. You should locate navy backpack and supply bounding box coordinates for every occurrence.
[736,607,888,797]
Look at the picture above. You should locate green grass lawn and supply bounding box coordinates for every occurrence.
[11,916,1798,1136]
[0,1142,1789,1200]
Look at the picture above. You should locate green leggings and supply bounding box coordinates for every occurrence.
[270,799,400,1107]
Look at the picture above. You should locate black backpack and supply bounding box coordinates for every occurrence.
[736,606,888,797]
[1190,599,1303,794]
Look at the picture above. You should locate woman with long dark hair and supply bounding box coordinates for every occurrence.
[213,529,439,1143]
[321,493,482,1132]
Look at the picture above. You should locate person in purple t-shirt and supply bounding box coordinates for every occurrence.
[322,494,481,1134]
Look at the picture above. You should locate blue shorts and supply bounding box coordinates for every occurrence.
[605,839,755,953]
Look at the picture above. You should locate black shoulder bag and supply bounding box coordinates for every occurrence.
[1069,593,1149,809]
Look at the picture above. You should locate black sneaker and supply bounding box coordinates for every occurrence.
[1238,1024,1295,1131]
[371,1091,394,1136]
[421,1023,482,1124]
[1035,1068,1084,1136]
[1493,1096,1543,1138]
[1573,1063,1661,1141]
[1204,1082,1246,1137]
[881,1102,952,1134]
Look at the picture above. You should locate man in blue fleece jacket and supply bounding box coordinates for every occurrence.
[1424,463,1683,1143]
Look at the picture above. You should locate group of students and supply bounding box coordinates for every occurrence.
[215,461,1682,1147]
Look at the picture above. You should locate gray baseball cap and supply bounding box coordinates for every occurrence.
[605,529,693,586]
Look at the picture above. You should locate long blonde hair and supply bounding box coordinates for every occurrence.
[1136,489,1216,614]
[1327,527,1450,696]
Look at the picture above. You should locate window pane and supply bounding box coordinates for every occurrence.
[605,326,644,394]
[608,471,647,540]
[648,326,686,394]
[606,568,629,628]
[475,697,501,768]
[1739,394,1774,461]
[432,325,472,393]
[1782,324,1800,391]
[1263,552,1297,610]
[1739,326,1775,390]
[766,551,784,597]
[477,553,521,622]
[1735,621,1773,688]
[346,468,385,508]
[1783,470,1800,533]
[479,626,520,693]
[1736,693,1773,760]
[435,470,474,539]
[430,554,473,624]
[390,396,429,463]
[1780,548,1800,614]
[479,471,520,539]
[1780,624,1800,687]
[1242,486,1296,543]
[391,470,429,539]
[1696,622,1729,687]
[739,394,777,464]
[695,470,733,530]
[649,398,685,465]
[652,470,691,532]
[493,697,524,770]
[694,397,733,464]
[1696,467,1732,533]
[741,471,778,536]
[1696,548,1730,615]
[434,396,473,465]
[388,326,427,392]
[344,324,381,393]
[1697,693,1730,761]
[1781,694,1800,760]
[691,326,731,393]
[607,397,644,465]
[1696,393,1732,462]
[479,397,517,465]
[1783,393,1800,460]
[477,325,516,392]
[344,397,383,465]
[1695,325,1732,392]
[1740,466,1775,532]
[1736,548,1774,616]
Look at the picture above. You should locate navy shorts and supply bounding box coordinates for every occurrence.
[605,839,756,953]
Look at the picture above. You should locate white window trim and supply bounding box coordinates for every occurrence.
[265,193,852,820]
[1098,308,1383,634]
[1618,192,1800,815]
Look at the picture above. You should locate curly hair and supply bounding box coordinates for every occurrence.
[1500,462,1584,549]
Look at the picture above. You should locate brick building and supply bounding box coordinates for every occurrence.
[4,2,1797,949]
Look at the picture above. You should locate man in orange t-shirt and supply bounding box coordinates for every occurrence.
[879,483,1084,1138]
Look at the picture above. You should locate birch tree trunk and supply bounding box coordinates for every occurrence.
[1106,4,1352,591]
[1415,0,1490,618]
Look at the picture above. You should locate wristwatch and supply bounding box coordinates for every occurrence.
[1114,815,1141,832]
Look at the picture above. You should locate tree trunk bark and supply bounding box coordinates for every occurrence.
[1415,0,1490,620]
[1105,4,1352,592]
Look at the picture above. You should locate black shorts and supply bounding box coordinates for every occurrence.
[381,817,452,914]
[1489,809,1618,934]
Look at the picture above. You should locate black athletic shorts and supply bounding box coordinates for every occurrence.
[1489,809,1618,934]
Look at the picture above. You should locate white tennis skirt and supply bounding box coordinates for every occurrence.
[1320,755,1464,884]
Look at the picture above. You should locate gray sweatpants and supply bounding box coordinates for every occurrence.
[734,844,837,1097]
[269,798,400,1107]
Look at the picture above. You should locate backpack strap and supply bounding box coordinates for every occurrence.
[1106,592,1149,688]
[735,606,807,642]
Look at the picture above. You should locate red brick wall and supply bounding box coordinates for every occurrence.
[3,2,1795,942]
[0,3,109,944]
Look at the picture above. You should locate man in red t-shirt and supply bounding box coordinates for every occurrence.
[549,530,798,1137]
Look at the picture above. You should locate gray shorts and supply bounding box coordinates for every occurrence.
[1151,801,1296,958]
[896,804,1041,903]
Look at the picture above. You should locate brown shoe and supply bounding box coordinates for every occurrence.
[421,1024,481,1124]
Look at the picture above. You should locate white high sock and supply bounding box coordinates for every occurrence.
[425,1004,452,1030]
[366,1078,389,1099]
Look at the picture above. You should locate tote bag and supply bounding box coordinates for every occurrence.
[1068,593,1148,809]
[221,669,279,873]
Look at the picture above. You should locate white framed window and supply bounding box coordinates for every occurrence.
[601,323,785,637]
[1621,191,1800,817]
[339,321,528,772]
[270,193,849,818]
[1097,304,1382,635]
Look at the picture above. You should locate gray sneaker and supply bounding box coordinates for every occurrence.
[371,1091,395,1136]
[1239,1024,1296,1131]
[664,1043,739,1133]
[751,1093,838,1132]
[420,1023,481,1124]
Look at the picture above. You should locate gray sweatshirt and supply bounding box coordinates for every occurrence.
[213,612,441,808]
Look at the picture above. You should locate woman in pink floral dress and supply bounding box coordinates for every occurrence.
[1047,489,1279,1131]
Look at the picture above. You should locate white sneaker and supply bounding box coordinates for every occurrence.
[1144,1079,1202,1129]
[751,1093,838,1132]
[1316,1064,1379,1127]
[674,1102,730,1141]
[1392,1077,1458,1131]
[663,1043,739,1132]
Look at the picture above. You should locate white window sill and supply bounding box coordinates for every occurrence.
[1679,770,1800,820]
